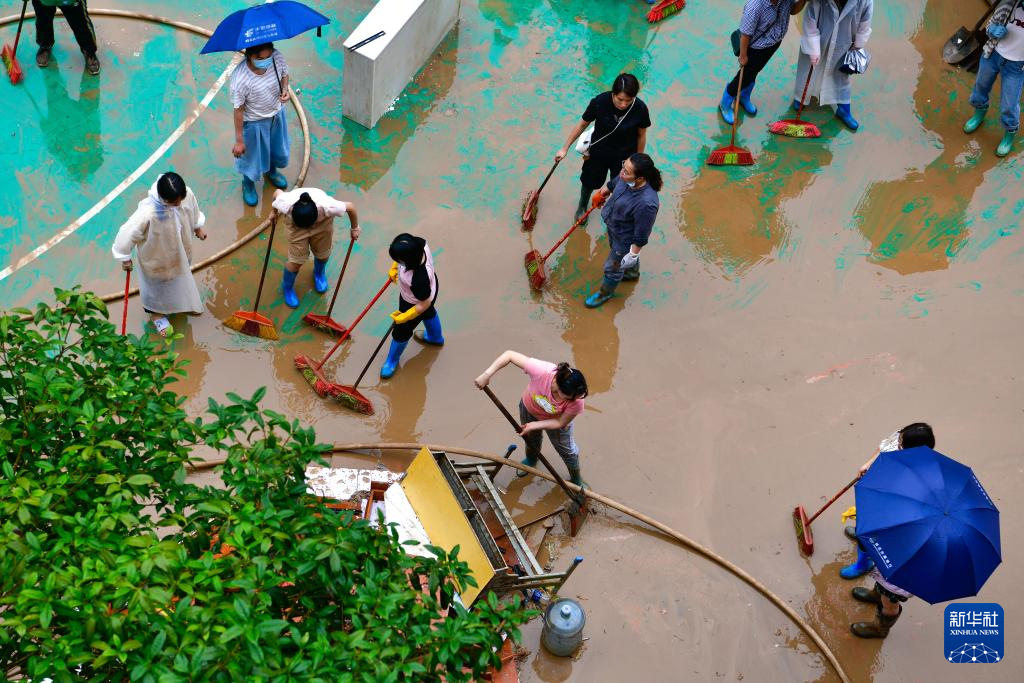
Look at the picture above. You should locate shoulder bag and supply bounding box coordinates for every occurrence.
[575,97,636,156]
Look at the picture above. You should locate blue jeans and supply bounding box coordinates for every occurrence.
[970,52,1024,133]
[602,230,635,284]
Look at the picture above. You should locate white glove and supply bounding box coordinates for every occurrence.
[620,251,640,270]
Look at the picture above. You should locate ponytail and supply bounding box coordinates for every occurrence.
[555,362,588,400]
[628,153,663,192]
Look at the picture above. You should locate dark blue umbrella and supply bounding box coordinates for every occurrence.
[855,446,1001,605]
[200,1,330,54]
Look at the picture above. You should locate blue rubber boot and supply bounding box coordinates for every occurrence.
[242,177,258,207]
[516,454,539,478]
[380,339,409,379]
[792,99,804,112]
[312,258,329,293]
[719,86,736,125]
[584,278,617,308]
[963,109,986,134]
[281,269,299,308]
[739,82,757,116]
[413,314,445,346]
[266,167,288,189]
[996,130,1015,157]
[836,103,859,131]
[840,548,875,580]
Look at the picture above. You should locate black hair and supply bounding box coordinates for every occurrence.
[291,192,319,228]
[555,362,588,400]
[899,423,935,449]
[156,172,187,203]
[389,233,426,267]
[612,73,641,98]
[628,153,663,192]
[244,42,274,58]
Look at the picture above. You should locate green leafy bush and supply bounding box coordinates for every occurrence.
[1,289,528,681]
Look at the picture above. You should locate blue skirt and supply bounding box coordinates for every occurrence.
[235,108,290,182]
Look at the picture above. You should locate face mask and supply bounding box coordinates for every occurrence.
[252,56,273,70]
[625,180,637,188]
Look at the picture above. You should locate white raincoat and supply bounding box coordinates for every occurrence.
[111,183,206,315]
[794,0,874,106]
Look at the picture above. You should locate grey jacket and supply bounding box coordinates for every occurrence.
[601,176,660,248]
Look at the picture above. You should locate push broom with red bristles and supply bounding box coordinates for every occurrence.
[769,64,821,139]
[525,202,600,290]
[647,0,685,23]
[294,278,392,400]
[303,237,354,336]
[2,1,29,85]
[521,158,560,231]
[224,217,280,340]
[708,66,754,166]
[331,324,394,415]
[792,476,859,556]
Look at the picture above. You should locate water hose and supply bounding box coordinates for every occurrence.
[188,442,851,682]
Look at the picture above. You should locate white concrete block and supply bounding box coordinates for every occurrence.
[342,0,460,128]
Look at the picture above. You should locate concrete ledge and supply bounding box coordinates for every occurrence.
[343,0,460,128]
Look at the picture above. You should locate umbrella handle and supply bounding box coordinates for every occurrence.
[807,476,860,526]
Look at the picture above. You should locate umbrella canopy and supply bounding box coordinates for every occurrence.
[200,1,330,54]
[856,446,1001,605]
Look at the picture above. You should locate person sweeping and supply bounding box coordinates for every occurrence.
[584,153,662,308]
[380,233,443,379]
[230,42,291,207]
[111,172,207,337]
[270,187,360,308]
[964,0,1024,157]
[474,351,589,487]
[32,0,101,75]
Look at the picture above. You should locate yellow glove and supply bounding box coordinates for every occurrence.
[388,261,399,283]
[390,308,419,325]
[840,505,857,525]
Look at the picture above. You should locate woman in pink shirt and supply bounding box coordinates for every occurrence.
[475,350,589,486]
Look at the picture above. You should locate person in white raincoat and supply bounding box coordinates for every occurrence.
[791,0,873,131]
[111,172,207,336]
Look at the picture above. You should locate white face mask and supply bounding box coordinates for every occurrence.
[625,180,637,188]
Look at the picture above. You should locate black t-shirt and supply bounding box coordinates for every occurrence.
[581,92,652,158]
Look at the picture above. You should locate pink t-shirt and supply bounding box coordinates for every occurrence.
[520,358,584,421]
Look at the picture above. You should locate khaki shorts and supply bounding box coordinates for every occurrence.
[287,218,333,265]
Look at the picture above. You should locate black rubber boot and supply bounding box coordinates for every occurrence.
[852,585,882,605]
[575,184,591,224]
[844,525,858,541]
[851,605,901,638]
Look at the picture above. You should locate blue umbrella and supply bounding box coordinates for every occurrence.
[855,446,1001,605]
[200,1,330,54]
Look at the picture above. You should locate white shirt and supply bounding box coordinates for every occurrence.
[230,51,289,121]
[996,6,1024,62]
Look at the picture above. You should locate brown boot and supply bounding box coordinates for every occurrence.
[851,605,901,638]
[851,585,882,605]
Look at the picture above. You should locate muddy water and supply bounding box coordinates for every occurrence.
[7,0,1024,681]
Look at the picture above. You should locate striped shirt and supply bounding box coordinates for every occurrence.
[739,0,797,50]
[230,51,289,122]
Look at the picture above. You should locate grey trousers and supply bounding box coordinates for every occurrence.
[519,401,580,470]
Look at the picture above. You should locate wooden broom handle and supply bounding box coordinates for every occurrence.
[315,278,392,370]
[730,66,744,148]
[806,476,860,526]
[543,204,598,261]
[351,324,394,390]
[795,64,814,122]
[251,217,277,315]
[325,237,355,318]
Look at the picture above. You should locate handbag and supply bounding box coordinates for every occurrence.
[576,97,636,156]
[838,47,871,75]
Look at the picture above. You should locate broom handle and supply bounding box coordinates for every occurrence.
[795,64,813,122]
[324,238,355,318]
[251,217,277,315]
[543,204,598,261]
[806,476,859,526]
[316,278,392,370]
[120,269,131,335]
[730,66,745,148]
[351,324,394,390]
[12,1,28,55]
[535,157,561,195]
[480,386,584,506]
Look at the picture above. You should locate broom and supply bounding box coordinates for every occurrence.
[120,269,131,335]
[708,66,754,166]
[769,64,820,138]
[521,157,560,231]
[294,278,392,399]
[1,1,28,85]
[224,217,280,340]
[647,0,685,23]
[792,476,859,556]
[303,237,354,336]
[525,202,600,291]
[332,324,394,415]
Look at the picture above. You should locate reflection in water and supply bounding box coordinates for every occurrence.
[338,31,458,190]
[33,65,104,182]
[167,318,211,417]
[679,136,833,278]
[379,337,441,443]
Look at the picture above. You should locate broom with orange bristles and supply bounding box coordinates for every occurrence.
[647,0,685,23]
[294,278,392,400]
[708,66,754,166]
[331,324,394,415]
[224,217,280,340]
[303,237,355,336]
[521,158,560,231]
[1,1,28,85]
[769,64,820,139]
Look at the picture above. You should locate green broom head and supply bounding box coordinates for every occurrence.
[295,354,337,399]
[225,311,279,340]
[707,145,754,166]
[769,119,821,138]
[647,0,685,23]
[333,386,375,415]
